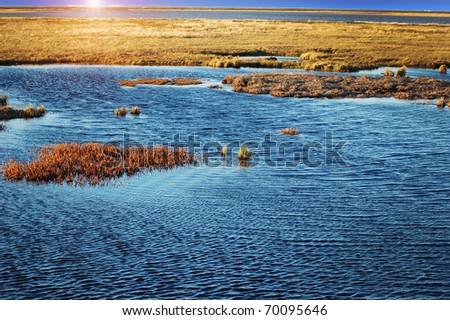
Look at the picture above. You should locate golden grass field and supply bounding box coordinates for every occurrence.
[0,17,450,70]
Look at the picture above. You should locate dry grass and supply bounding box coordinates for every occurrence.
[130,106,141,115]
[221,146,227,158]
[396,66,407,77]
[222,73,450,100]
[2,142,197,186]
[208,84,223,89]
[437,97,446,108]
[383,69,394,77]
[278,128,300,136]
[119,78,202,87]
[114,107,127,116]
[0,94,7,107]
[237,146,252,161]
[0,105,46,120]
[439,64,448,74]
[1,18,449,71]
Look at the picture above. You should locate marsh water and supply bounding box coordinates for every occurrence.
[0,66,449,299]
[1,9,450,24]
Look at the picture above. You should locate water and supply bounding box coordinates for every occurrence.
[0,66,449,299]
[1,9,450,24]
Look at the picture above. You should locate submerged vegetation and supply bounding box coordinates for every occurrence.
[0,18,449,71]
[0,105,46,121]
[2,143,197,186]
[278,128,300,136]
[119,78,202,87]
[222,73,450,101]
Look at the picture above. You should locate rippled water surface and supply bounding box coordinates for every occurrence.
[1,9,450,24]
[0,66,449,299]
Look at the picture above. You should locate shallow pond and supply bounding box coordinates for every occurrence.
[0,66,449,299]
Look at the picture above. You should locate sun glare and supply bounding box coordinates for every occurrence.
[89,0,100,7]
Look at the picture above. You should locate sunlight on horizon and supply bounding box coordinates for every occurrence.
[88,0,101,7]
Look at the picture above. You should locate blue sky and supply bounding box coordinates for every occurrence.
[0,1,449,11]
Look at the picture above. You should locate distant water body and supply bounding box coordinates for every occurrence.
[1,9,450,24]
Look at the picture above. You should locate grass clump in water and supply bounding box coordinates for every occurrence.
[0,105,46,120]
[437,97,446,108]
[396,66,407,77]
[383,69,394,77]
[0,93,7,107]
[438,64,448,74]
[277,127,300,136]
[237,145,252,161]
[130,106,141,115]
[114,107,127,117]
[2,143,198,186]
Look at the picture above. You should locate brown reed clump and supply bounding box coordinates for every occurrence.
[438,64,448,74]
[119,78,202,87]
[0,93,7,107]
[396,66,407,77]
[383,69,394,77]
[220,146,227,158]
[436,97,446,108]
[278,127,300,136]
[114,107,127,116]
[0,105,46,120]
[208,85,223,89]
[237,146,252,161]
[130,106,141,115]
[2,143,197,186]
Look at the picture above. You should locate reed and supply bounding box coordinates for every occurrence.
[396,66,407,77]
[0,123,5,131]
[2,143,197,186]
[130,106,141,115]
[119,78,202,87]
[114,107,127,116]
[437,97,446,108]
[237,145,252,161]
[208,85,223,89]
[221,146,227,158]
[0,93,7,107]
[383,69,394,77]
[278,128,300,136]
[439,64,448,74]
[0,105,46,120]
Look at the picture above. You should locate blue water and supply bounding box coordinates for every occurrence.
[1,9,450,24]
[0,66,449,299]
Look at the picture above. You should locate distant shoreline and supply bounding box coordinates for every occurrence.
[0,7,449,17]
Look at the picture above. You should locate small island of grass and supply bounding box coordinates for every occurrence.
[0,105,47,121]
[119,78,202,87]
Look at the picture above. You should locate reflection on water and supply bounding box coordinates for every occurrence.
[0,66,449,299]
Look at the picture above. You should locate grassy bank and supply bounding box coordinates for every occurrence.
[0,18,449,70]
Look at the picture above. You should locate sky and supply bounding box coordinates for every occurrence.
[0,1,449,11]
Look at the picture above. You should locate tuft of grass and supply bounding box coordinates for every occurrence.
[383,69,394,77]
[114,107,127,117]
[119,78,202,87]
[208,84,223,89]
[438,64,448,74]
[221,146,227,158]
[0,123,5,131]
[237,145,252,161]
[437,97,446,108]
[396,66,407,77]
[0,93,7,107]
[130,106,141,115]
[278,127,300,136]
[0,104,46,120]
[2,143,198,186]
